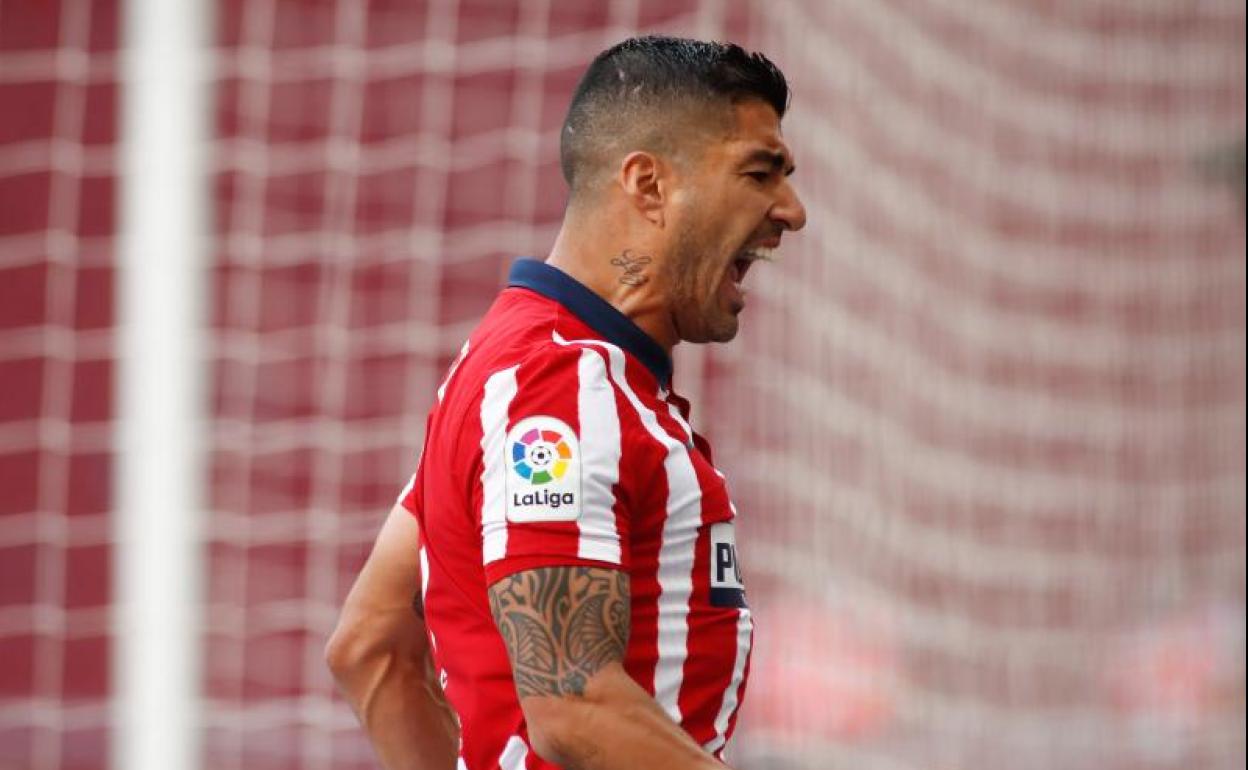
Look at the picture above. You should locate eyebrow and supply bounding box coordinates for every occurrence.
[741,148,796,176]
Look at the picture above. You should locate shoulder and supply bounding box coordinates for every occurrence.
[476,337,638,457]
[494,337,619,419]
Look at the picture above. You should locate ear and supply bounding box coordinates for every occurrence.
[617,151,670,226]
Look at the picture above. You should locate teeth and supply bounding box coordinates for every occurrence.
[731,245,776,286]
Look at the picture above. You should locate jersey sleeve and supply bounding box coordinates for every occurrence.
[396,458,423,517]
[397,411,436,519]
[476,342,631,585]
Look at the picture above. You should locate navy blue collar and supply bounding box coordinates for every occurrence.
[508,258,672,388]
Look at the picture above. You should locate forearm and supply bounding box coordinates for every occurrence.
[332,643,459,770]
[329,505,457,768]
[530,665,729,770]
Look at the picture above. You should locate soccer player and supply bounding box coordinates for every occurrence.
[326,36,806,769]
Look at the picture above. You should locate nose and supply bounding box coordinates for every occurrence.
[771,180,807,233]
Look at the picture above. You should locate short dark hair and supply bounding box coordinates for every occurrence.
[559,35,790,196]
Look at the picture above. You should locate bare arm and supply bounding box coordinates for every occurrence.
[488,567,732,770]
[326,504,459,770]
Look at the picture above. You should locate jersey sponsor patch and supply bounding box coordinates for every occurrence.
[709,521,747,608]
[505,415,582,523]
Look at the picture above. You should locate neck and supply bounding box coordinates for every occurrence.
[545,220,678,353]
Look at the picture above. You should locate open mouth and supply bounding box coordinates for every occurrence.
[730,246,776,285]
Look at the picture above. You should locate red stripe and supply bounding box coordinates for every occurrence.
[616,384,668,699]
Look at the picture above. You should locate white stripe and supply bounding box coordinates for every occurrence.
[712,467,739,516]
[395,469,418,507]
[666,401,753,751]
[399,341,469,509]
[665,401,693,443]
[498,734,528,770]
[420,545,450,699]
[703,609,754,754]
[669,400,753,752]
[419,545,431,604]
[437,338,470,402]
[480,366,520,565]
[418,545,439,656]
[575,347,622,563]
[554,332,700,723]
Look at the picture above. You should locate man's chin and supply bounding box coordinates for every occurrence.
[673,304,741,344]
[702,314,741,344]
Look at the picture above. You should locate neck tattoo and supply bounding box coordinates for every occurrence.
[611,249,652,286]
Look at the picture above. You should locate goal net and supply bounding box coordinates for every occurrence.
[2,1,1244,769]
[1,1,119,768]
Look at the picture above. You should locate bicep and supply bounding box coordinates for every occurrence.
[335,504,427,652]
[487,566,629,699]
[487,571,719,767]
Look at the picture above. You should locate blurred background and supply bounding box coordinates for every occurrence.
[0,0,1244,769]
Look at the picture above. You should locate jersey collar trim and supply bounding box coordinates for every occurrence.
[508,258,673,388]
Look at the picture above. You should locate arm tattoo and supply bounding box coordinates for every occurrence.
[610,250,652,286]
[488,567,629,699]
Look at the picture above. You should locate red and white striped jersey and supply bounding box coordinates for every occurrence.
[399,259,753,769]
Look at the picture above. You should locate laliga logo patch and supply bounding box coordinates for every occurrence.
[505,415,581,522]
[512,424,572,485]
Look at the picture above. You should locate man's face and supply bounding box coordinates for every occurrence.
[663,99,806,344]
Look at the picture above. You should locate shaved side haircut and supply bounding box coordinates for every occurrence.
[559,35,790,201]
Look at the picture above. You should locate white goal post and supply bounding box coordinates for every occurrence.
[115,0,211,769]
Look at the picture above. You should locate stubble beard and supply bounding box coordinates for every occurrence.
[665,219,739,345]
